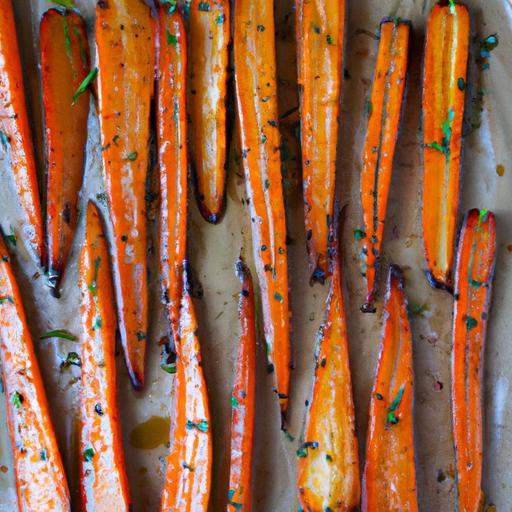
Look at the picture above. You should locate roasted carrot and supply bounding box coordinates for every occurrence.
[296,0,345,283]
[188,0,230,223]
[161,267,212,511]
[422,1,470,291]
[0,0,43,261]
[452,209,496,512]
[359,18,410,312]
[40,8,91,290]
[156,2,188,342]
[297,215,360,511]
[362,265,417,511]
[234,0,291,419]
[0,236,70,511]
[95,0,155,389]
[78,202,131,511]
[227,259,256,511]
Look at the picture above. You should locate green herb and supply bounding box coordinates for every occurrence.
[273,291,283,302]
[386,386,405,425]
[296,441,319,458]
[0,296,14,305]
[161,0,177,13]
[167,30,177,46]
[126,151,138,161]
[264,179,271,189]
[73,26,88,66]
[83,447,95,462]
[136,331,146,341]
[375,393,384,401]
[93,316,102,330]
[72,67,98,104]
[40,449,48,461]
[479,208,488,222]
[257,24,265,32]
[11,391,23,409]
[3,233,17,246]
[480,34,498,53]
[227,490,242,510]
[465,316,478,330]
[457,77,466,91]
[186,419,209,433]
[326,34,333,45]
[40,329,77,341]
[354,229,366,241]
[284,431,295,442]
[1,255,9,263]
[364,99,373,117]
[52,0,77,8]
[61,352,82,369]
[469,278,483,288]
[231,395,239,408]
[198,2,210,11]
[63,20,73,64]
[216,13,225,24]
[449,0,456,14]
[325,453,333,462]
[0,130,9,149]
[425,141,445,154]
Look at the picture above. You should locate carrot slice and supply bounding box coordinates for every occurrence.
[359,18,410,312]
[0,0,43,261]
[78,202,131,511]
[188,0,230,223]
[40,8,91,290]
[234,0,291,419]
[362,265,418,511]
[227,258,256,511]
[452,209,496,512]
[422,2,470,291]
[95,0,155,389]
[0,236,70,511]
[161,268,212,511]
[156,3,188,342]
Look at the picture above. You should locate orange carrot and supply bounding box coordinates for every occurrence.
[0,236,70,511]
[95,0,155,389]
[78,202,131,511]
[0,0,43,261]
[422,1,470,291]
[40,8,90,291]
[234,0,291,419]
[188,0,230,223]
[359,18,410,312]
[452,209,496,512]
[362,265,418,511]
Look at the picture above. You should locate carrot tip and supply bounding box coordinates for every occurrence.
[310,267,326,285]
[424,269,453,294]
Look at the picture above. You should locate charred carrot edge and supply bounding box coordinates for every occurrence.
[422,2,470,291]
[452,209,496,512]
[188,0,230,224]
[296,0,345,283]
[0,0,43,261]
[234,0,291,419]
[362,265,418,511]
[227,258,256,511]
[78,202,131,511]
[156,3,188,343]
[41,8,91,291]
[95,0,155,389]
[359,18,410,312]
[161,266,212,511]
[0,236,70,511]
[297,214,360,511]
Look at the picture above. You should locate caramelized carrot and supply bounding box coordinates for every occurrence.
[422,1,470,290]
[234,0,291,419]
[161,267,212,511]
[40,8,90,290]
[0,236,70,511]
[188,0,230,223]
[359,18,410,312]
[296,0,345,283]
[362,265,418,511]
[95,0,155,389]
[0,0,43,261]
[227,259,256,511]
[452,209,496,512]
[78,202,131,511]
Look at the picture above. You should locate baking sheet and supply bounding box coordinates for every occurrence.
[0,0,511,510]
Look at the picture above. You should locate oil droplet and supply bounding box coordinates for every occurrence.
[129,416,170,450]
[496,164,505,177]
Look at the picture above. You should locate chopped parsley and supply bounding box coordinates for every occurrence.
[186,419,209,433]
[11,391,23,409]
[83,447,95,462]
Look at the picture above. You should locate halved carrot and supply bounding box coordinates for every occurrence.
[156,3,188,342]
[362,265,418,511]
[188,0,230,223]
[40,8,91,291]
[359,18,410,312]
[0,0,43,261]
[296,0,345,283]
[422,1,470,291]
[161,267,212,511]
[0,236,70,511]
[227,258,256,511]
[234,0,291,419]
[78,202,131,511]
[95,0,155,389]
[452,209,496,512]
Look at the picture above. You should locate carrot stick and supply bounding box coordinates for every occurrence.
[78,202,131,511]
[188,0,230,224]
[362,265,418,511]
[227,258,256,511]
[359,18,410,312]
[40,8,91,291]
[234,0,291,419]
[452,209,496,512]
[95,0,155,389]
[0,236,70,511]
[422,1,470,291]
[0,0,43,261]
